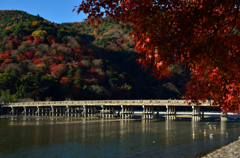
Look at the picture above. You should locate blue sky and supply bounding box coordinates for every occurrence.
[1,0,88,24]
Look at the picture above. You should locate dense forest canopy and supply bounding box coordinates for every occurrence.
[0,10,189,103]
[74,0,240,113]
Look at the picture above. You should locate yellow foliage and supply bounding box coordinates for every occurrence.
[32,21,40,26]
[31,30,48,40]
[35,63,46,72]
[45,97,52,101]
[53,23,58,27]
[100,36,102,39]
[47,35,54,44]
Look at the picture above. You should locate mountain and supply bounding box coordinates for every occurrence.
[0,10,190,102]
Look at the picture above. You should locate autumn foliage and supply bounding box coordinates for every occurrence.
[74,0,240,112]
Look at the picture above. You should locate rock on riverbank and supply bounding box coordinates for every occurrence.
[203,139,240,158]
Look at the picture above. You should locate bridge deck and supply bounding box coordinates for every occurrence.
[2,99,213,108]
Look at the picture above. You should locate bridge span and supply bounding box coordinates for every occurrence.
[1,99,226,121]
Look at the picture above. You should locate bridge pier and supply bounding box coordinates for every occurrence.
[142,106,153,119]
[10,107,14,115]
[166,106,176,120]
[121,106,133,119]
[192,106,201,121]
[142,106,145,119]
[51,106,54,116]
[83,106,86,117]
[101,106,113,118]
[65,107,68,116]
[35,107,39,116]
[23,107,26,115]
[221,110,228,122]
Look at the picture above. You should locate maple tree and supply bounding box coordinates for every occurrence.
[74,0,240,112]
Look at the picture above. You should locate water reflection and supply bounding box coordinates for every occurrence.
[0,117,240,157]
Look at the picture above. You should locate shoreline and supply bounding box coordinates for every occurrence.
[202,138,240,158]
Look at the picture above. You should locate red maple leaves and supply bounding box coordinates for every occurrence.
[73,0,240,112]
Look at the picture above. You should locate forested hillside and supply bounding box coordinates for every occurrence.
[0,10,190,102]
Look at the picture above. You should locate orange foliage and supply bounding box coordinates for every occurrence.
[50,64,66,78]
[4,26,11,30]
[49,63,58,70]
[60,77,69,84]
[1,59,13,67]
[32,57,41,64]
[17,54,25,62]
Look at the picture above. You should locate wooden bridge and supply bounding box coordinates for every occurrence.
[1,99,226,121]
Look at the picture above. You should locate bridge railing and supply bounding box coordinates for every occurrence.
[3,99,214,107]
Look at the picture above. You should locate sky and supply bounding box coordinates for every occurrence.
[1,0,88,24]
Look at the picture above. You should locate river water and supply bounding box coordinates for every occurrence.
[0,116,240,158]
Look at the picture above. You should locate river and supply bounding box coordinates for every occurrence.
[0,116,240,157]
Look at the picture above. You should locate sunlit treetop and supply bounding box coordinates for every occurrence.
[74,0,240,113]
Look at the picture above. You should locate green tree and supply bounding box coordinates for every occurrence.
[0,68,20,93]
[67,66,75,84]
[1,89,12,103]
[40,75,61,100]
[75,69,83,88]
[16,72,40,98]
[0,40,8,52]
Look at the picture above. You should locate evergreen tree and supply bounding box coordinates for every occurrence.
[67,66,75,84]
[75,69,83,88]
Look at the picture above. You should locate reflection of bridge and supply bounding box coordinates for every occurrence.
[1,99,228,121]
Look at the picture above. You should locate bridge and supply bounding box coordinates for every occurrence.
[1,99,227,121]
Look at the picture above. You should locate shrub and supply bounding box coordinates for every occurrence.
[26,46,36,52]
[90,85,110,96]
[27,62,36,72]
[18,44,27,53]
[66,36,78,48]
[81,59,92,68]
[37,44,49,53]
[35,50,43,57]
[92,59,103,67]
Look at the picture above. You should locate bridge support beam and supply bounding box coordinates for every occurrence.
[36,107,39,116]
[10,107,14,115]
[23,107,26,115]
[67,106,69,116]
[121,106,133,119]
[192,106,201,121]
[101,106,112,118]
[221,110,228,122]
[40,108,43,116]
[142,106,154,119]
[142,106,145,119]
[83,106,86,117]
[51,106,54,116]
[166,106,176,120]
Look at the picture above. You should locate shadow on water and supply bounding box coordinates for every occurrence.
[0,116,239,158]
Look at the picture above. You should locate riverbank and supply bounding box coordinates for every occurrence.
[203,138,240,158]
